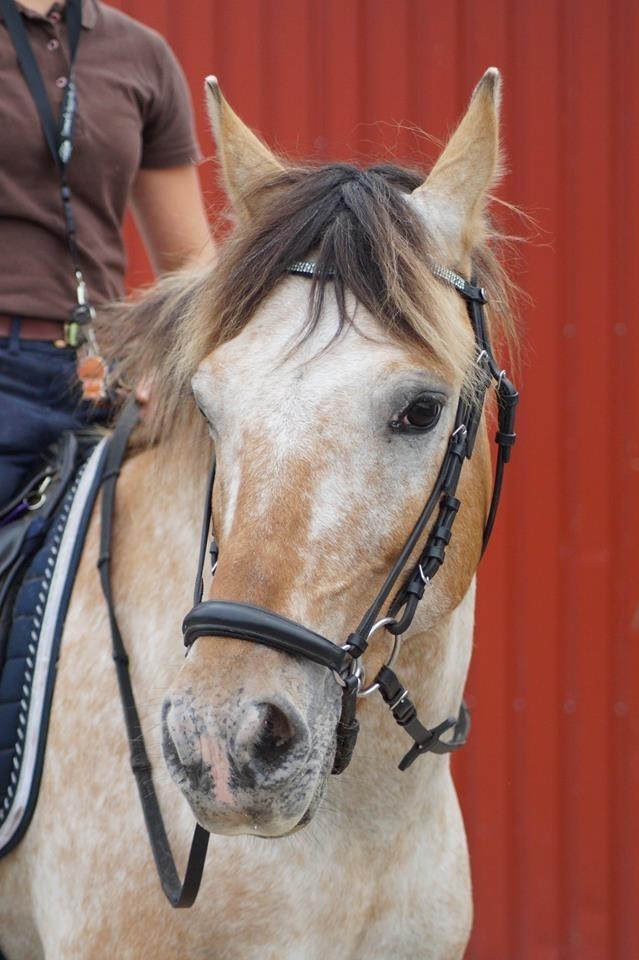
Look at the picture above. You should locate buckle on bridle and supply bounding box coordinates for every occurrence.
[333,615,401,694]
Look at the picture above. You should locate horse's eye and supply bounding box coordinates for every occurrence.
[391,395,443,432]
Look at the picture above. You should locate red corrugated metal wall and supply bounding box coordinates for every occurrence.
[112,2,639,956]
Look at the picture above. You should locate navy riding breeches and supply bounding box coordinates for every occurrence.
[0,318,94,509]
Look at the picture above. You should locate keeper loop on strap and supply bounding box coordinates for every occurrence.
[424,542,446,564]
[130,755,152,775]
[431,523,453,544]
[392,695,417,727]
[343,631,368,658]
[404,582,426,602]
[449,428,468,459]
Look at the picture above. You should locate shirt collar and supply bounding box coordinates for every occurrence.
[80,0,97,30]
[2,1,98,30]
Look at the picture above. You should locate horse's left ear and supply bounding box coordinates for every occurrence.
[411,67,502,265]
[205,75,285,220]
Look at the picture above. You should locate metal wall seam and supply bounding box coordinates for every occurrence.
[610,2,639,957]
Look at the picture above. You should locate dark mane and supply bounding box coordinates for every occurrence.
[98,160,517,445]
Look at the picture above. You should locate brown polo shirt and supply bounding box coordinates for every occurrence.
[0,0,201,322]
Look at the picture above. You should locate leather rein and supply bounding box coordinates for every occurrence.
[97,260,519,907]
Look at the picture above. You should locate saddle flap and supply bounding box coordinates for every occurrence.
[0,432,78,579]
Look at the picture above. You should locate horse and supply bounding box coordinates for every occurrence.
[0,67,518,959]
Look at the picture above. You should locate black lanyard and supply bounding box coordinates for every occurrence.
[0,0,94,344]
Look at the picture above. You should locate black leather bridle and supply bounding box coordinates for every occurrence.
[98,259,518,907]
[182,260,519,773]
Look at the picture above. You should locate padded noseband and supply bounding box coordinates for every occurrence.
[183,601,349,673]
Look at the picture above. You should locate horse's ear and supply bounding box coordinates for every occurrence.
[205,76,285,220]
[412,67,502,265]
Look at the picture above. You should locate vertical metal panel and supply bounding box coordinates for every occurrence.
[609,8,639,958]
[113,1,639,955]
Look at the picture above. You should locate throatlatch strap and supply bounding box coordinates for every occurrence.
[482,372,519,553]
[375,666,470,770]
[97,398,209,908]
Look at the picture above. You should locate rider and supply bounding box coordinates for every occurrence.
[0,0,213,508]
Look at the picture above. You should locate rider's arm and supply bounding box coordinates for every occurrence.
[131,164,214,274]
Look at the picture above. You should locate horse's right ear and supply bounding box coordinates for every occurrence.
[205,76,285,220]
[411,67,502,267]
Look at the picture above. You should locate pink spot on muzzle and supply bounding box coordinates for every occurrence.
[199,734,235,806]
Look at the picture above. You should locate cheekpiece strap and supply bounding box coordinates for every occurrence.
[381,267,518,636]
[334,258,514,774]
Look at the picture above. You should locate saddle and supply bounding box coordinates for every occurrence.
[0,431,108,856]
[1,433,77,662]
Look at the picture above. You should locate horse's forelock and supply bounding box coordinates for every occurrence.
[98,160,518,450]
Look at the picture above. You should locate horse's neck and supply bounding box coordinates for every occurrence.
[116,443,205,677]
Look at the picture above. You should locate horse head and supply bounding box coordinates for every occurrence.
[160,69,510,838]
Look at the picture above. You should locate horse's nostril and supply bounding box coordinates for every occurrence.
[255,702,296,765]
[236,700,309,774]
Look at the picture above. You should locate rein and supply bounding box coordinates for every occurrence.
[97,398,209,907]
[97,260,518,907]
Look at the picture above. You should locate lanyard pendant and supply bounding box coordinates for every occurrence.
[65,271,97,348]
[77,354,107,402]
[65,271,107,402]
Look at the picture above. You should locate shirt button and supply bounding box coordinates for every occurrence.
[55,76,67,88]
[47,38,59,51]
